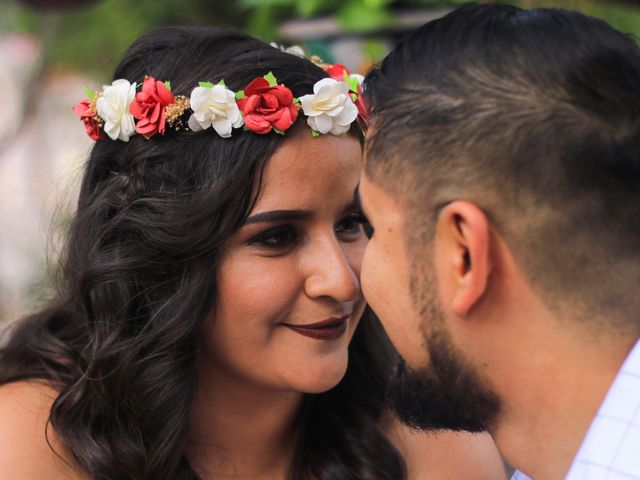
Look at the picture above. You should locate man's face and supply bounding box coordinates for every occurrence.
[359,172,500,432]
[359,174,429,369]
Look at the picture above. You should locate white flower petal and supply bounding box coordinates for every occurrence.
[188,114,205,132]
[301,78,359,135]
[188,85,241,137]
[104,121,119,141]
[306,116,318,132]
[119,114,135,141]
[300,94,320,116]
[212,118,232,138]
[312,86,334,102]
[313,78,339,94]
[127,82,137,103]
[314,114,333,134]
[330,123,351,136]
[229,107,244,128]
[335,99,358,125]
[208,104,227,118]
[96,79,137,142]
[190,87,210,110]
[325,102,345,117]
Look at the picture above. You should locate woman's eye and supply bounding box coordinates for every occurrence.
[335,213,367,237]
[249,225,298,250]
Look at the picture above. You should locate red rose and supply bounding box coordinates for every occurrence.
[236,77,298,134]
[325,63,350,82]
[73,99,104,141]
[130,76,175,137]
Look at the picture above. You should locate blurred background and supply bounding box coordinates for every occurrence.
[1,0,639,324]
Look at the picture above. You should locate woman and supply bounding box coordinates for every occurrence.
[0,26,504,479]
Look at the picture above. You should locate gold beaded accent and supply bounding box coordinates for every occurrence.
[310,55,329,70]
[89,94,104,126]
[165,95,191,130]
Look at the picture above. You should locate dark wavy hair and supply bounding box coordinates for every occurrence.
[0,26,405,479]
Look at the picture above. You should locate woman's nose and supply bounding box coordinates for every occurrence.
[303,236,360,303]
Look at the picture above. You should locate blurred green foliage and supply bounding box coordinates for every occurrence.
[1,0,639,78]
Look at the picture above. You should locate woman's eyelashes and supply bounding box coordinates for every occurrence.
[248,212,369,253]
[335,212,368,239]
[249,224,299,251]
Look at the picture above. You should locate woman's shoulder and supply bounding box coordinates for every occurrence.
[0,381,85,479]
[384,413,507,480]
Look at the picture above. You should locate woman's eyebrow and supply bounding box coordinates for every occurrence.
[244,210,312,225]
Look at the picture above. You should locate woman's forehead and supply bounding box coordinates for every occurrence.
[254,133,362,211]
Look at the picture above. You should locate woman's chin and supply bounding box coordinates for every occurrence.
[290,357,349,394]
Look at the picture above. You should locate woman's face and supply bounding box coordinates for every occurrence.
[202,126,366,394]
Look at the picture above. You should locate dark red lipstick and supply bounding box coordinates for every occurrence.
[283,315,349,341]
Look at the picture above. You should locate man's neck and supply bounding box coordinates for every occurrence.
[490,331,636,480]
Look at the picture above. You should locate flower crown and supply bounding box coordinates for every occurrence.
[74,65,367,142]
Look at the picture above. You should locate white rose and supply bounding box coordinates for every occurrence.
[299,78,359,136]
[188,84,244,138]
[96,79,137,141]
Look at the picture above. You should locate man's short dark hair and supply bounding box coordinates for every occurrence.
[364,4,640,329]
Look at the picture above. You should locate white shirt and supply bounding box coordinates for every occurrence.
[512,338,640,480]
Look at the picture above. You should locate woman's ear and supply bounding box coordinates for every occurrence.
[434,200,492,318]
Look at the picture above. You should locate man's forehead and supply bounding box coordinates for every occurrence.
[359,173,406,219]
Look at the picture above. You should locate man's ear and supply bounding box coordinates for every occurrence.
[434,200,492,318]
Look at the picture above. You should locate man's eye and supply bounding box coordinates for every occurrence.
[249,225,298,249]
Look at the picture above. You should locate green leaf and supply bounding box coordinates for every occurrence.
[217,79,226,87]
[345,75,360,93]
[199,81,215,88]
[293,97,300,105]
[164,81,172,91]
[264,71,278,87]
[351,93,358,102]
[235,90,246,100]
[273,127,285,135]
[311,129,320,137]
[84,86,97,101]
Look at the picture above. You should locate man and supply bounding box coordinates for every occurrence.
[360,4,640,480]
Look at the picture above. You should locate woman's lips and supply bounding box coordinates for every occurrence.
[283,315,349,341]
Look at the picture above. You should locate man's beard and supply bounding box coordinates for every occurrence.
[386,255,501,432]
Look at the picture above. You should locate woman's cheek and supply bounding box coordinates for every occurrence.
[217,250,301,319]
